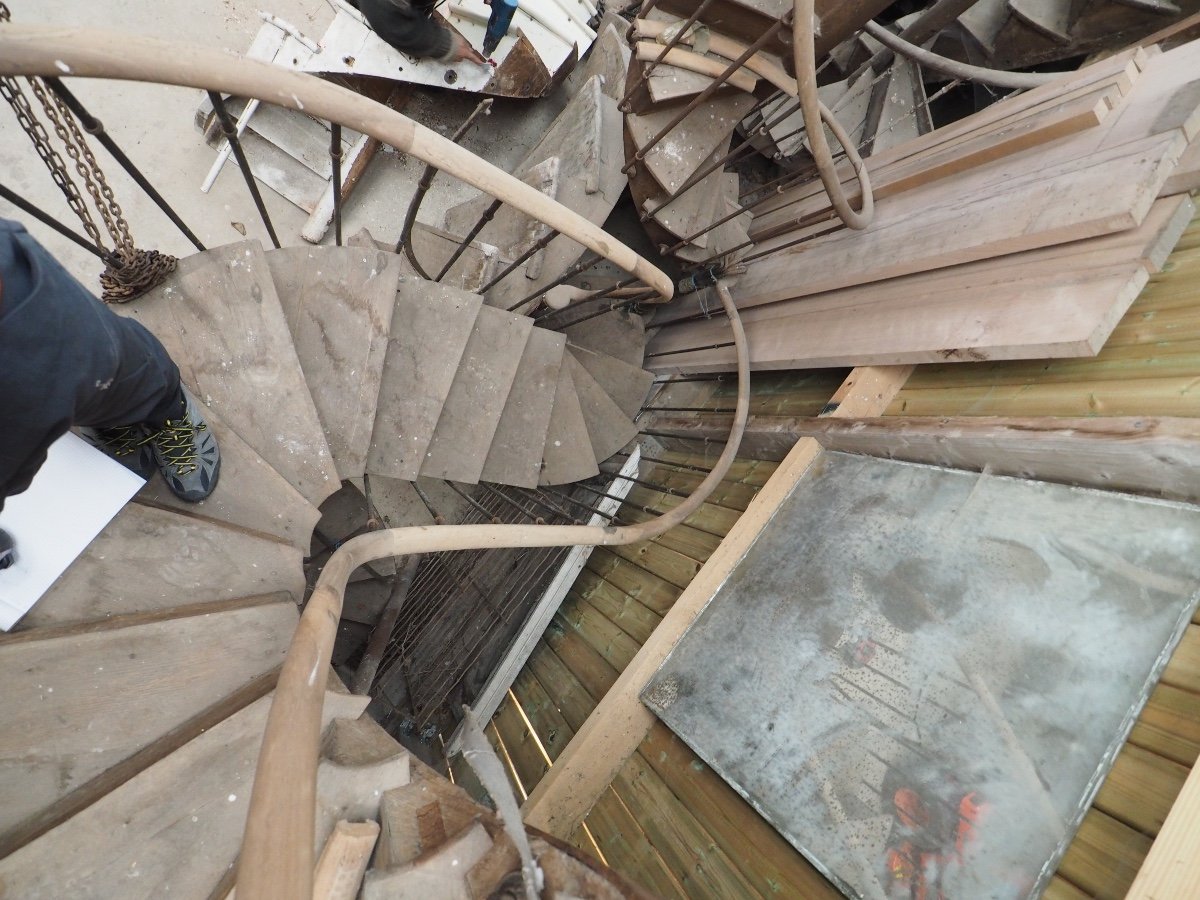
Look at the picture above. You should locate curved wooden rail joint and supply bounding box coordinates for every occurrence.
[0,24,674,304]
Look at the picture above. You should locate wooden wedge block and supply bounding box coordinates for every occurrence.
[117,241,340,506]
[267,246,399,479]
[314,820,380,900]
[0,598,296,848]
[567,355,638,463]
[375,766,490,869]
[363,821,493,900]
[568,344,654,419]
[135,399,319,550]
[367,278,483,482]
[480,327,566,488]
[407,222,504,295]
[539,360,601,486]
[752,50,1144,230]
[19,503,304,629]
[421,306,534,484]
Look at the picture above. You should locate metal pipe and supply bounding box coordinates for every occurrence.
[45,77,205,251]
[435,197,502,282]
[411,482,445,525]
[350,554,421,694]
[645,340,735,359]
[329,123,343,247]
[624,16,788,174]
[861,19,1059,88]
[483,226,559,298]
[0,180,107,259]
[504,250,603,313]
[852,0,983,82]
[442,480,502,524]
[396,97,493,279]
[206,90,280,249]
[618,0,717,113]
[793,0,873,230]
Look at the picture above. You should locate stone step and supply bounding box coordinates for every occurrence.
[408,221,506,295]
[1009,0,1074,43]
[420,306,535,484]
[869,59,927,154]
[961,0,1012,55]
[135,398,320,551]
[639,137,731,247]
[0,689,370,899]
[267,245,400,480]
[539,361,600,486]
[563,307,647,368]
[674,173,749,265]
[443,157,562,283]
[14,503,304,631]
[565,353,638,465]
[484,76,628,313]
[368,278,484,482]
[625,91,757,195]
[567,344,654,419]
[117,240,340,506]
[0,597,297,854]
[480,327,567,488]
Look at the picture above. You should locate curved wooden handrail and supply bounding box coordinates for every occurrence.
[0,24,675,302]
[239,282,748,898]
[0,26,753,899]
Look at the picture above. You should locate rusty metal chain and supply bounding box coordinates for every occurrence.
[0,76,108,250]
[28,77,134,256]
[0,0,176,301]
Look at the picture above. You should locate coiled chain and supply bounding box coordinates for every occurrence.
[0,2,177,301]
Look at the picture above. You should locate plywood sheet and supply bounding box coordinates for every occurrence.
[644,453,1200,900]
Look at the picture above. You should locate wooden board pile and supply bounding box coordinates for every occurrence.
[644,39,1200,374]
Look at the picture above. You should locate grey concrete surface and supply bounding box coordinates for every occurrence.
[0,0,568,287]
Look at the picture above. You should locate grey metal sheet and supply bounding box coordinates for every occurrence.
[642,452,1200,900]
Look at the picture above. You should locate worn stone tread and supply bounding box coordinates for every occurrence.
[480,327,566,488]
[421,306,534,484]
[117,240,339,506]
[267,245,399,479]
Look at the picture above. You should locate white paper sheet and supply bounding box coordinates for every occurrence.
[0,432,144,630]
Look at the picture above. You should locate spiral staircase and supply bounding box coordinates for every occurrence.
[0,230,654,896]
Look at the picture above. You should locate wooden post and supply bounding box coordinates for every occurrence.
[521,366,913,838]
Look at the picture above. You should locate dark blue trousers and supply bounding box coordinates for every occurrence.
[0,217,181,509]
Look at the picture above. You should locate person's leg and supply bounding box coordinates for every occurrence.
[0,218,219,505]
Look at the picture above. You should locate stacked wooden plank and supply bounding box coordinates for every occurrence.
[644,40,1200,374]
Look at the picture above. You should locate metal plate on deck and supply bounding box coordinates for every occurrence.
[642,452,1200,900]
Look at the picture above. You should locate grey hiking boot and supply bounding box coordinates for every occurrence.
[144,389,221,502]
[79,424,157,480]
[0,527,15,570]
